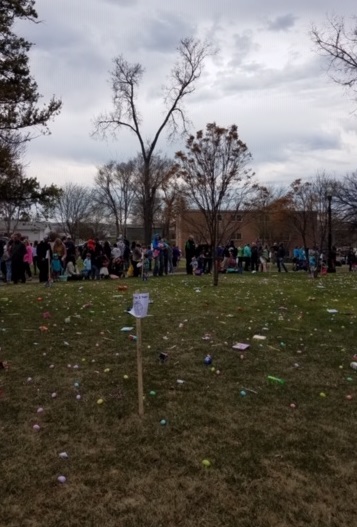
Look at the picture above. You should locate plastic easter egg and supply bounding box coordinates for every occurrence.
[240,390,247,397]
[202,459,211,468]
[37,407,44,413]
[27,377,32,382]
[160,419,167,426]
[210,367,215,372]
[76,394,81,400]
[97,398,104,405]
[59,452,68,459]
[123,374,129,380]
[51,392,57,399]
[319,392,326,398]
[346,395,353,401]
[204,355,212,365]
[350,362,357,371]
[290,403,296,409]
[74,382,80,388]
[216,370,221,375]
[104,368,110,373]
[33,424,40,431]
[57,475,66,484]
[149,391,156,396]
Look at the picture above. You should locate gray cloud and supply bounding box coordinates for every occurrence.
[130,11,196,52]
[215,55,327,95]
[103,0,137,6]
[267,14,298,32]
[228,31,261,67]
[18,0,357,188]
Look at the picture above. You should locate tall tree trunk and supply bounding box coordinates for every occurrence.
[211,225,219,286]
[115,217,120,238]
[143,163,153,245]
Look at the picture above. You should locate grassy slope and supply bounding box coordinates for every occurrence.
[0,272,357,527]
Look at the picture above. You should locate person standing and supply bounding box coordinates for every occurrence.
[277,242,288,272]
[23,239,33,280]
[32,241,38,276]
[251,242,259,272]
[63,236,76,267]
[243,243,251,271]
[37,237,52,283]
[185,235,196,275]
[10,233,26,284]
[347,247,356,272]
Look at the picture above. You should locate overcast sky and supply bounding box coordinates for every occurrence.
[19,0,357,189]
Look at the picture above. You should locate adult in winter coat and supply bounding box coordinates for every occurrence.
[185,236,196,275]
[10,234,26,284]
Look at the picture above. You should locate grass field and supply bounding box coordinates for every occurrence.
[1,271,357,527]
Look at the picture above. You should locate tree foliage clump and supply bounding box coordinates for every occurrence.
[0,0,62,226]
[0,0,62,145]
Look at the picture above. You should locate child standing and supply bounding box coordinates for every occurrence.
[81,253,92,279]
[142,253,150,281]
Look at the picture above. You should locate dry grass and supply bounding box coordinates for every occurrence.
[0,271,357,526]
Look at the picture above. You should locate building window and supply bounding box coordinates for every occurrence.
[232,214,243,221]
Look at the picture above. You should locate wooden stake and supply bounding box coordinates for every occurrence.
[136,317,144,417]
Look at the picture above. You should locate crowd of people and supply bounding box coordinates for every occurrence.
[1,231,356,284]
[184,237,357,276]
[184,238,289,275]
[0,232,181,284]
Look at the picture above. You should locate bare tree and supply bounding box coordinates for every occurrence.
[335,172,357,228]
[248,184,293,246]
[309,171,338,250]
[131,155,175,232]
[93,161,136,237]
[52,183,92,241]
[288,179,322,269]
[175,123,253,286]
[311,15,357,104]
[156,180,187,240]
[93,37,214,244]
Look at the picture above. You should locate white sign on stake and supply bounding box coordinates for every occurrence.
[129,293,150,318]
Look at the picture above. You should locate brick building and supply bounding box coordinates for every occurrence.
[175,209,318,254]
